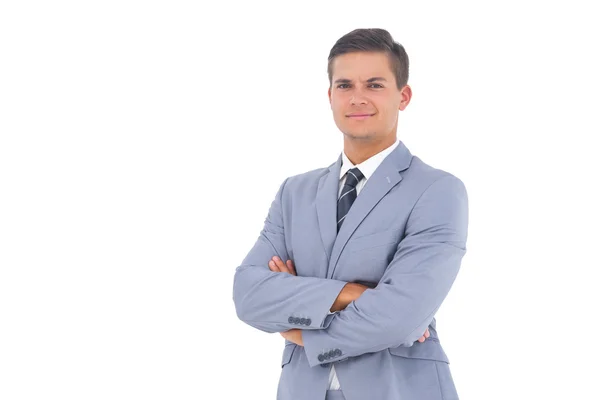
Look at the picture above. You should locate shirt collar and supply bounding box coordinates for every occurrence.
[339,139,400,181]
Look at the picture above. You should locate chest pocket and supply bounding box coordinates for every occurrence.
[340,228,403,279]
[345,227,403,253]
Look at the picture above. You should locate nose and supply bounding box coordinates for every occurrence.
[350,91,368,106]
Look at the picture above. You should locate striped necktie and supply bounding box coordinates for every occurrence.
[337,167,364,232]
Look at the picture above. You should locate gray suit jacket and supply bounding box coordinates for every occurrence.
[233,140,468,400]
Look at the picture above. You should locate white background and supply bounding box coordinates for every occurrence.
[1,1,599,399]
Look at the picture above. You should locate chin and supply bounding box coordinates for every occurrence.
[343,131,377,140]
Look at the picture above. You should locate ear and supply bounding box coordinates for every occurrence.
[398,84,412,111]
[328,87,332,105]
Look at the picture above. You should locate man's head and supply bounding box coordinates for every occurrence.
[327,28,412,145]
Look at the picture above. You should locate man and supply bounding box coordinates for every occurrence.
[233,28,468,400]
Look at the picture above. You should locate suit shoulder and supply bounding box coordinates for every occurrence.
[407,155,466,190]
[281,162,335,191]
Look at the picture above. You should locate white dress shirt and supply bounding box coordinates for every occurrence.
[327,139,400,390]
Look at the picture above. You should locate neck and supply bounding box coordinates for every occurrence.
[343,135,396,165]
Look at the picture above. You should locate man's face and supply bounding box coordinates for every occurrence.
[328,51,411,142]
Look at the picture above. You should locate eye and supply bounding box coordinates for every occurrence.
[369,84,383,88]
[337,84,350,89]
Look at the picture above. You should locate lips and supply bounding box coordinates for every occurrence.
[347,113,374,120]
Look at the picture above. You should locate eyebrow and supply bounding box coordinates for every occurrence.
[333,77,388,84]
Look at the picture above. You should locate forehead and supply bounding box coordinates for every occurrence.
[330,51,394,80]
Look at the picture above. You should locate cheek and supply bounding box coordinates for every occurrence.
[331,103,346,120]
[331,97,344,111]
[380,104,397,121]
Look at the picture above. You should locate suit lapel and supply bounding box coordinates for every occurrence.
[324,141,413,279]
[315,154,342,266]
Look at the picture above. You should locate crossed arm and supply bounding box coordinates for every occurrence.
[233,175,468,367]
[267,256,431,346]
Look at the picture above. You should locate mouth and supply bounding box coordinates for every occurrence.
[347,113,375,120]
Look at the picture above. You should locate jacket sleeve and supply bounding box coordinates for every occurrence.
[302,175,469,367]
[233,177,348,333]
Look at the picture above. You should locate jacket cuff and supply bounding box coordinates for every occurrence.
[302,328,347,368]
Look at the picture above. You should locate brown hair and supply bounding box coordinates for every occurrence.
[327,28,409,90]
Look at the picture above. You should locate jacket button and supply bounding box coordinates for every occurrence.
[334,349,342,356]
[321,362,330,368]
[318,354,325,362]
[299,318,306,325]
[288,317,294,323]
[306,318,312,325]
[328,350,336,358]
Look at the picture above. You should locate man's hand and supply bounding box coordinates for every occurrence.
[268,257,430,344]
[329,282,369,312]
[280,328,303,346]
[417,328,430,343]
[268,256,296,275]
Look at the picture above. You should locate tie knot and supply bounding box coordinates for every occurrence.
[344,167,364,188]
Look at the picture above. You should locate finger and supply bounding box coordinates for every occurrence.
[425,329,430,338]
[273,257,291,274]
[418,336,425,343]
[269,260,282,272]
[287,260,297,276]
[268,260,278,271]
